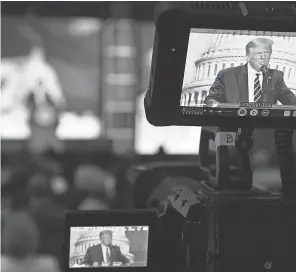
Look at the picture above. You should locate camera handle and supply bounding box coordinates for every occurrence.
[200,126,295,195]
[208,127,254,191]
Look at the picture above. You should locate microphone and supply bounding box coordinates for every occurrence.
[260,65,269,93]
[260,65,268,75]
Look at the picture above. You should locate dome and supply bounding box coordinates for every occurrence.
[203,32,296,58]
[76,231,98,241]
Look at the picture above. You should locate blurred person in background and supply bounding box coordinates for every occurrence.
[1,166,14,220]
[1,191,14,253]
[1,211,61,272]
[1,148,67,208]
[66,164,116,210]
[78,197,110,210]
[26,169,66,269]
[1,159,39,209]
[2,148,69,269]
[1,21,66,154]
[22,24,66,155]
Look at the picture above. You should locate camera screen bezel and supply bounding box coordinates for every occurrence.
[64,209,158,272]
[145,9,296,128]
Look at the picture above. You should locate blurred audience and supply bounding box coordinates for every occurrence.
[1,148,123,271]
[1,211,61,272]
[1,141,294,272]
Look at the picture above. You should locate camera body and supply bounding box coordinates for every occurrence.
[142,2,296,272]
[157,182,296,272]
[128,161,296,272]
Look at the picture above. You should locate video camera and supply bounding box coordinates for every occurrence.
[146,1,296,195]
[63,2,296,272]
[143,2,296,272]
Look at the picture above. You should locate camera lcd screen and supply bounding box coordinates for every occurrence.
[181,28,296,119]
[69,226,149,268]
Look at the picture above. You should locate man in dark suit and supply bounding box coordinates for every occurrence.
[205,38,296,106]
[83,230,129,267]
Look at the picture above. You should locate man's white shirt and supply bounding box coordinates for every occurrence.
[247,63,263,102]
[101,244,110,262]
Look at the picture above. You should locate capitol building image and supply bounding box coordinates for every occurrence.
[70,227,134,266]
[181,31,296,106]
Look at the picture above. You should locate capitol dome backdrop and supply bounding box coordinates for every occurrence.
[69,227,148,267]
[181,30,296,106]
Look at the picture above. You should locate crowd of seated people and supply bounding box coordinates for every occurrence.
[1,138,294,272]
[1,148,137,272]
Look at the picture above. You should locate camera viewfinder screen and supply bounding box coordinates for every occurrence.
[181,28,296,118]
[69,226,149,268]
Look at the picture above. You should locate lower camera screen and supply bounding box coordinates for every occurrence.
[69,226,149,268]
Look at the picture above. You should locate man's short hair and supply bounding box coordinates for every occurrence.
[99,230,113,238]
[246,38,274,55]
